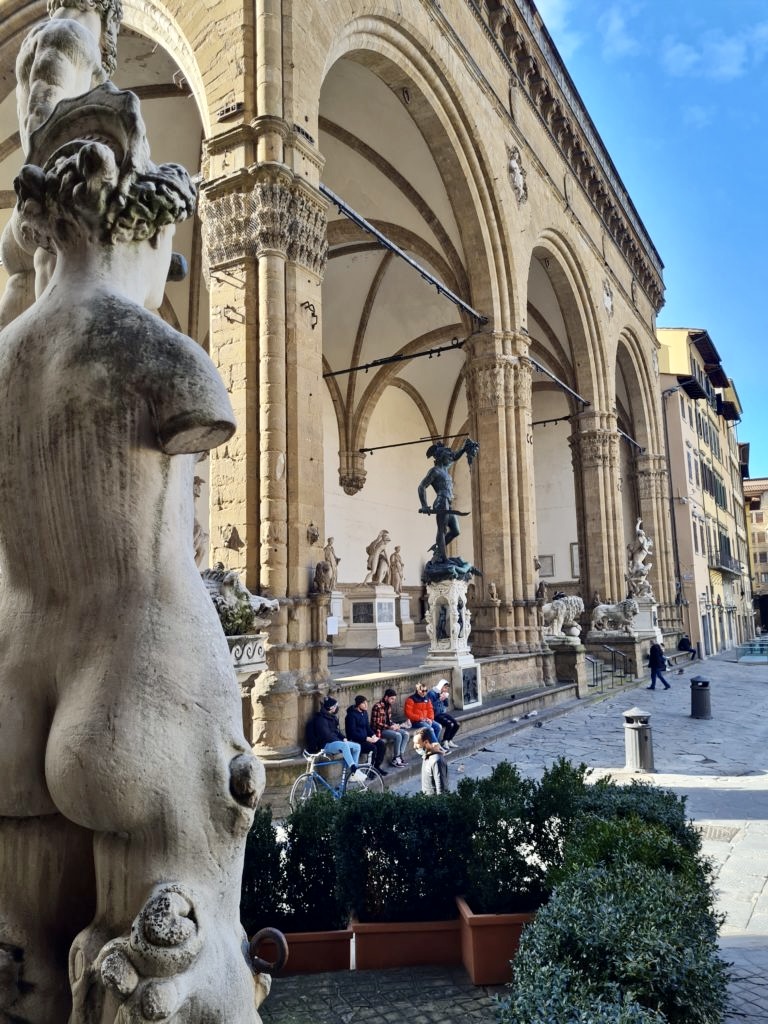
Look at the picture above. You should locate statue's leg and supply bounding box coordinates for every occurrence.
[443,513,460,549]
[0,814,94,1022]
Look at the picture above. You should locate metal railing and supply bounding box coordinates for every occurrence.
[585,655,604,692]
[601,645,630,683]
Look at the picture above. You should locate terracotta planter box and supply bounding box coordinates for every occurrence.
[352,915,461,970]
[257,928,352,975]
[457,896,535,985]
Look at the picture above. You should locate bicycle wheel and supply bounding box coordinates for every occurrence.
[343,765,384,797]
[289,772,318,809]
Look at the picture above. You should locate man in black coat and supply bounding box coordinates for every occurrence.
[345,696,387,776]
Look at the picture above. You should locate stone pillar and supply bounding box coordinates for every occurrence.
[199,124,329,761]
[570,411,624,603]
[465,332,541,653]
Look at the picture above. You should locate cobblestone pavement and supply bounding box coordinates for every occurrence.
[261,652,768,1023]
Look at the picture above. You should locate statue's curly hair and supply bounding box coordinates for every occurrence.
[15,140,196,252]
[47,0,123,76]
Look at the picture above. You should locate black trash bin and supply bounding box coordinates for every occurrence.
[690,676,711,720]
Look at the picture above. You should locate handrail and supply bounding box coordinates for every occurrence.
[584,654,604,692]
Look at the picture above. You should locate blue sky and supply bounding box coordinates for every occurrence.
[535,0,768,477]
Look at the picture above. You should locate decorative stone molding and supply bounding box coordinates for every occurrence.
[465,0,664,311]
[602,278,614,317]
[466,360,506,411]
[338,449,367,495]
[511,357,532,408]
[199,166,328,278]
[573,428,614,469]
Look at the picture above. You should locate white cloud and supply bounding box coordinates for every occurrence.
[598,6,640,60]
[704,32,748,80]
[661,37,701,77]
[682,105,714,130]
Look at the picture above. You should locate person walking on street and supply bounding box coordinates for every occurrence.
[371,688,410,767]
[647,642,671,690]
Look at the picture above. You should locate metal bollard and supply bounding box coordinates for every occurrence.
[690,676,711,720]
[623,707,655,773]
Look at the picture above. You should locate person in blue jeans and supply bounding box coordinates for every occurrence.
[647,642,671,690]
[309,696,363,773]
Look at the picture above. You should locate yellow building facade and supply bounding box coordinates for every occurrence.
[657,328,752,654]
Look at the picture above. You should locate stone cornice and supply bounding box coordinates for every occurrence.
[458,0,664,312]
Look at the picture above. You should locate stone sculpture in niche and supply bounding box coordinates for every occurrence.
[0,85,268,1023]
[625,517,654,599]
[202,562,279,635]
[0,0,124,328]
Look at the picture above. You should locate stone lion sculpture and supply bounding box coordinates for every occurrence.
[590,598,640,633]
[313,560,333,594]
[542,594,585,636]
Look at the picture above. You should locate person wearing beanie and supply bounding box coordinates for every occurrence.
[370,688,410,767]
[427,679,460,750]
[306,696,364,777]
[344,696,388,776]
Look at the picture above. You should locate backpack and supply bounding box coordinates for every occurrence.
[305,715,322,754]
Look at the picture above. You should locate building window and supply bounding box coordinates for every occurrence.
[760,552,768,564]
[693,526,698,554]
[756,511,764,524]
[680,394,686,418]
[687,452,692,481]
[694,459,700,486]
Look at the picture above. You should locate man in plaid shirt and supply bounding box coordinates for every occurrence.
[371,688,410,767]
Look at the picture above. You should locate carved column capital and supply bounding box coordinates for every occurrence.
[199,166,328,278]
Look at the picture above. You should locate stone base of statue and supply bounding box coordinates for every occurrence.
[228,633,269,744]
[632,596,663,644]
[345,585,401,648]
[544,624,582,648]
[424,577,474,667]
[550,641,589,697]
[396,593,415,643]
[330,590,346,628]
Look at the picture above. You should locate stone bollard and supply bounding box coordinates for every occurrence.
[623,707,655,773]
[690,676,712,720]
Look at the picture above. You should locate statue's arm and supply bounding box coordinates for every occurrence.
[143,323,236,455]
[19,24,105,147]
[418,471,434,511]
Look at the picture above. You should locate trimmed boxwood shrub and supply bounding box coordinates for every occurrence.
[498,861,729,1024]
[240,795,347,935]
[333,790,473,922]
[457,761,545,913]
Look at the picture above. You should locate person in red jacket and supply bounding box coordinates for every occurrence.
[404,682,442,746]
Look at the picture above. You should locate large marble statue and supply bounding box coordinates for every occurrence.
[363,529,391,585]
[0,0,124,328]
[626,517,654,599]
[0,86,266,1023]
[542,594,585,637]
[590,598,640,634]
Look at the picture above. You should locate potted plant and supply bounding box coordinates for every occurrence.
[455,762,547,985]
[241,798,353,975]
[334,791,472,970]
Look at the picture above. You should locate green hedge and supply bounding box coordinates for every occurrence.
[333,790,472,922]
[499,822,728,1024]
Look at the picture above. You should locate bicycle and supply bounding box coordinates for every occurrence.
[289,750,384,809]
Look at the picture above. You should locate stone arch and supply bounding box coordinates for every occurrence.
[528,230,606,408]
